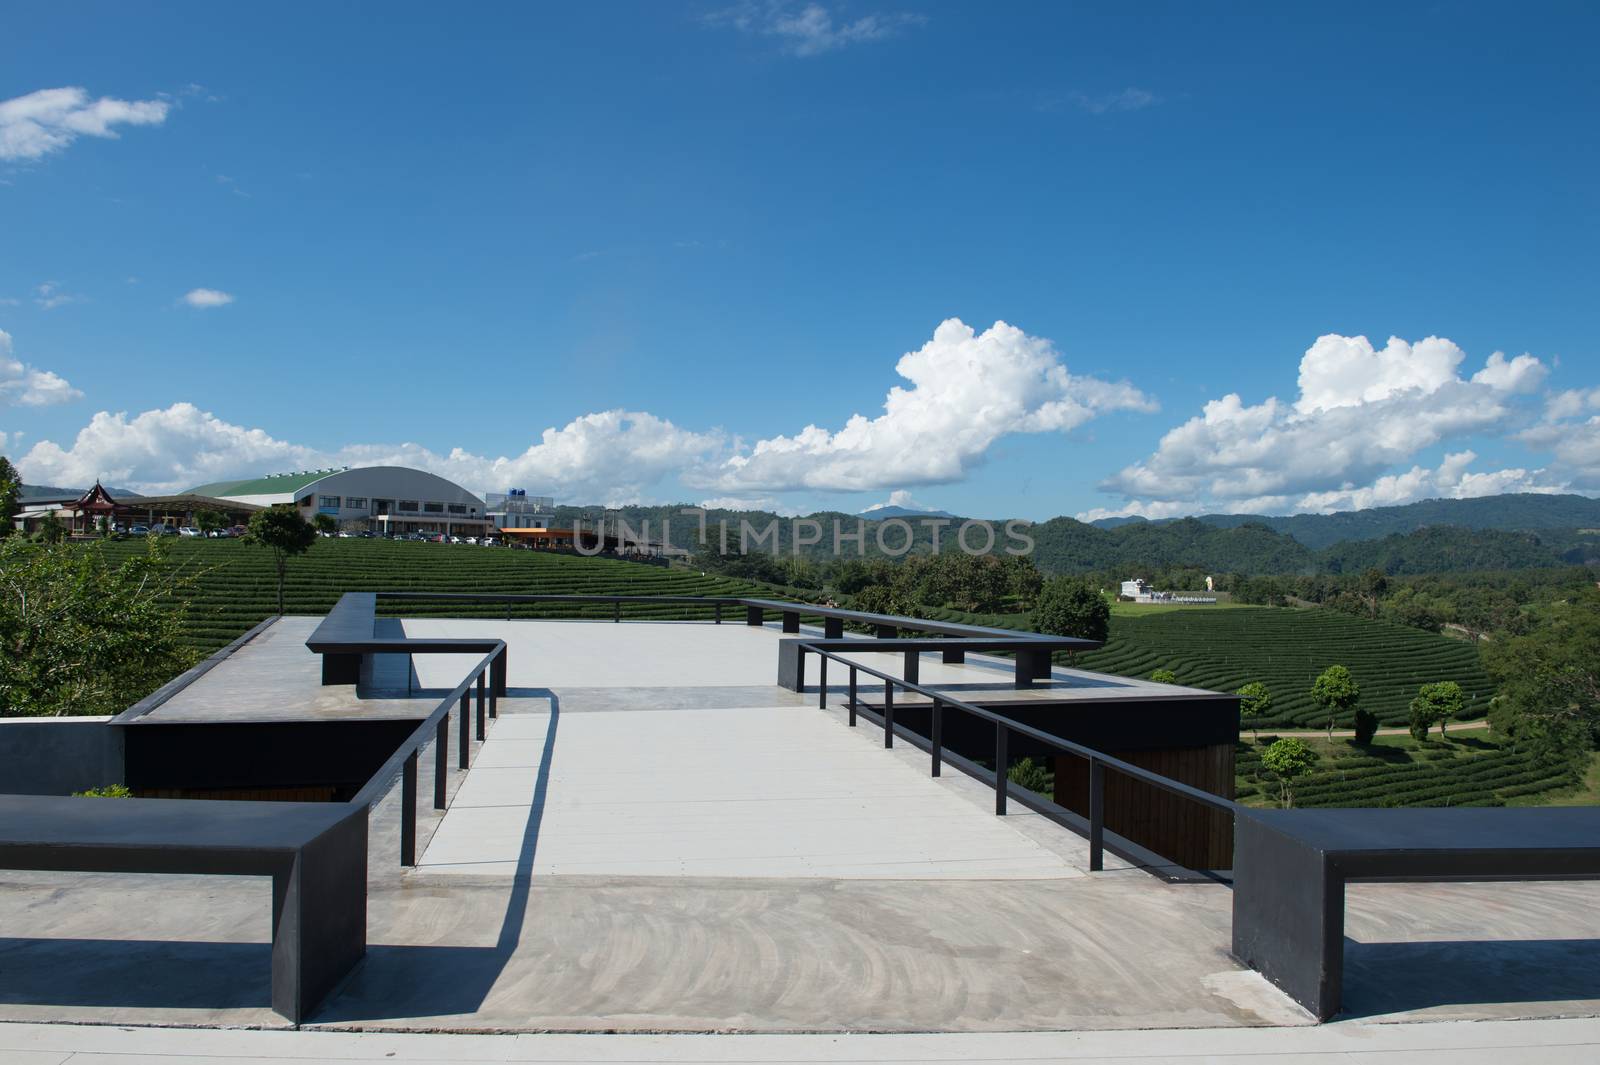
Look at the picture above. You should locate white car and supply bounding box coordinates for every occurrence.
[178,526,202,537]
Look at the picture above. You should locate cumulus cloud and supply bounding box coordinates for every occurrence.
[0,330,83,408]
[17,404,720,503]
[181,288,235,308]
[695,318,1155,494]
[1519,388,1600,491]
[1101,333,1562,515]
[862,488,934,513]
[705,2,924,57]
[0,87,169,162]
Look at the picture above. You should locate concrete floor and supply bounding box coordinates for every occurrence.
[2,617,1598,1039]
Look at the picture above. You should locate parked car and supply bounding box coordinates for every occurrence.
[226,525,248,538]
[129,524,150,535]
[178,526,202,537]
[481,538,500,547]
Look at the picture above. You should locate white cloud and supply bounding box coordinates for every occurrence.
[0,87,169,162]
[697,495,803,516]
[695,318,1155,494]
[33,281,83,310]
[0,330,83,408]
[862,488,932,512]
[181,288,235,308]
[1519,389,1600,491]
[1074,498,1194,523]
[1066,89,1160,115]
[1293,451,1562,513]
[1101,333,1562,515]
[706,2,924,57]
[18,404,720,503]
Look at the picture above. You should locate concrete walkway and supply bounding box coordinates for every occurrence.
[5,1016,1600,1062]
[416,701,1085,879]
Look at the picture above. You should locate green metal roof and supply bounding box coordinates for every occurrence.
[188,469,343,497]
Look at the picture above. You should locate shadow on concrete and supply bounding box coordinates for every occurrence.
[0,937,271,1010]
[310,690,561,1023]
[1341,937,1600,1016]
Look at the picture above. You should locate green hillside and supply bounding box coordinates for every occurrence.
[92,539,795,653]
[1070,607,1493,728]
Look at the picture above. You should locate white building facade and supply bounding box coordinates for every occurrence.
[190,466,489,536]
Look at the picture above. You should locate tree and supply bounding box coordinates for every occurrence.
[244,508,317,615]
[1033,576,1111,643]
[1409,680,1466,742]
[0,455,19,540]
[0,537,194,717]
[312,512,337,536]
[1352,707,1379,745]
[1261,737,1319,808]
[1150,668,1178,684]
[195,509,228,537]
[1310,664,1360,742]
[35,511,65,545]
[1237,681,1271,742]
[1485,589,1600,756]
[1359,567,1388,619]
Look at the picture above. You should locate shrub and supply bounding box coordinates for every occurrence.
[1352,707,1379,745]
[1149,668,1178,684]
[74,784,132,798]
[1007,756,1053,796]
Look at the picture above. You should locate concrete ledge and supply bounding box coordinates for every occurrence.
[0,716,124,795]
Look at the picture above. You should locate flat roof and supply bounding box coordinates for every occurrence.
[6,613,1599,1038]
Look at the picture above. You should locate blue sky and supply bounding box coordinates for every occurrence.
[2,1,1598,519]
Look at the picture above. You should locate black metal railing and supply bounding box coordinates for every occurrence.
[345,640,507,867]
[800,642,1239,873]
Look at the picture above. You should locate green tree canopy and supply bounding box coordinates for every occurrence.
[1485,591,1600,754]
[1033,576,1110,643]
[0,455,19,540]
[0,538,194,717]
[1310,664,1360,740]
[244,508,317,615]
[1237,681,1271,741]
[1149,668,1178,684]
[1260,736,1319,808]
[1409,680,1466,741]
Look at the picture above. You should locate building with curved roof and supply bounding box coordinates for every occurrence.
[189,466,487,536]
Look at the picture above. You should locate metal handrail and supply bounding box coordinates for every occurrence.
[345,640,507,867]
[800,642,1239,873]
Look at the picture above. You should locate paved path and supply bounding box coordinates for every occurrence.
[5,1016,1600,1063]
[417,701,1085,879]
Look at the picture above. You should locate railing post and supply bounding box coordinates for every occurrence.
[614,599,621,623]
[994,722,1008,815]
[818,655,828,709]
[401,749,418,866]
[848,667,857,726]
[476,672,487,741]
[459,690,470,770]
[715,602,722,625]
[931,699,942,777]
[1089,757,1105,872]
[434,714,448,809]
[883,681,894,748]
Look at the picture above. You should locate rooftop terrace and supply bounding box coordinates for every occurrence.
[2,601,1598,1061]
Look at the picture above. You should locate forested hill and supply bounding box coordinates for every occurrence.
[1028,517,1315,575]
[1318,525,1599,575]
[1098,493,1600,550]
[549,500,1599,575]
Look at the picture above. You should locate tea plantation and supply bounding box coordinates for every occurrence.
[1236,733,1586,809]
[92,538,795,653]
[914,603,1491,730]
[1073,607,1492,728]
